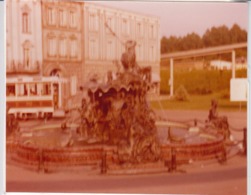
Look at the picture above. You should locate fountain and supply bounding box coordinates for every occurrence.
[7,40,232,174]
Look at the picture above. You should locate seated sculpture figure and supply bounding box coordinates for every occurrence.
[121,40,139,73]
[208,99,230,140]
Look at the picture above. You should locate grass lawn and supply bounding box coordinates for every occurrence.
[150,93,247,112]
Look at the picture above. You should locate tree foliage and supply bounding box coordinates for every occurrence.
[161,24,247,54]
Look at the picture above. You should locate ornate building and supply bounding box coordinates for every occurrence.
[83,2,160,92]
[41,0,83,103]
[6,0,42,75]
[7,0,161,109]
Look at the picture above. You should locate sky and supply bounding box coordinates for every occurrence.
[94,1,248,38]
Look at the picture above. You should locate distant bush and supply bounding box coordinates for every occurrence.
[174,85,190,101]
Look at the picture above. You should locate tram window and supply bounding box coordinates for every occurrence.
[29,83,37,95]
[42,83,51,95]
[6,84,15,96]
[24,84,28,95]
[37,83,43,96]
[17,84,28,96]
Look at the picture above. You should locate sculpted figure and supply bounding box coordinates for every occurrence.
[208,99,230,140]
[121,40,139,72]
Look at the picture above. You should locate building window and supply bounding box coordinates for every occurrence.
[106,17,114,33]
[23,40,32,70]
[122,18,129,35]
[59,37,67,57]
[23,48,31,69]
[149,46,155,62]
[59,9,67,27]
[70,36,77,58]
[47,35,57,57]
[47,7,56,25]
[22,12,30,33]
[7,84,16,96]
[137,43,143,61]
[69,10,77,28]
[107,40,115,60]
[89,39,98,60]
[137,22,143,37]
[89,13,99,31]
[150,24,155,38]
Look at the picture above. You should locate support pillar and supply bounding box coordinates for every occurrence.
[170,58,174,97]
[232,50,236,78]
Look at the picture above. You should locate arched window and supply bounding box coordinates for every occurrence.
[21,4,31,33]
[22,13,29,33]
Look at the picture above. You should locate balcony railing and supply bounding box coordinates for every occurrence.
[7,62,41,75]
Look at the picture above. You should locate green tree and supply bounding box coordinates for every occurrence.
[202,25,230,47]
[230,23,247,43]
[181,32,203,50]
[161,24,247,53]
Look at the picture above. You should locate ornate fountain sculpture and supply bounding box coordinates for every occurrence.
[75,40,161,165]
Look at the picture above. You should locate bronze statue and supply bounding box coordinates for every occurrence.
[208,99,230,140]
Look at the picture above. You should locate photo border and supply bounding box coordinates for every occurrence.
[1,0,250,195]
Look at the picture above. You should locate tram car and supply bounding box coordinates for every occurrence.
[6,76,67,119]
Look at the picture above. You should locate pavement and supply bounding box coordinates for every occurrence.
[6,110,248,195]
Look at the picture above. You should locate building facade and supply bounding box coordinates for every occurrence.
[7,0,161,109]
[41,0,83,105]
[6,0,42,75]
[83,2,160,88]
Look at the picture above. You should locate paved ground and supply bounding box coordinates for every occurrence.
[6,110,248,195]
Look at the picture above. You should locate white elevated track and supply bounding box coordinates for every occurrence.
[161,42,247,96]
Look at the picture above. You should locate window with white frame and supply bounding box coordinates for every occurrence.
[59,9,67,27]
[59,36,67,57]
[69,10,77,28]
[136,43,143,61]
[106,17,114,33]
[23,48,30,69]
[149,24,155,38]
[47,7,56,26]
[149,46,155,62]
[122,18,129,35]
[70,36,77,58]
[89,39,98,60]
[22,12,30,33]
[107,40,115,60]
[47,35,57,57]
[89,13,99,31]
[137,22,143,37]
[23,41,32,69]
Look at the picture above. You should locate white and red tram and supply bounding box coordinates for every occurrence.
[6,76,66,119]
